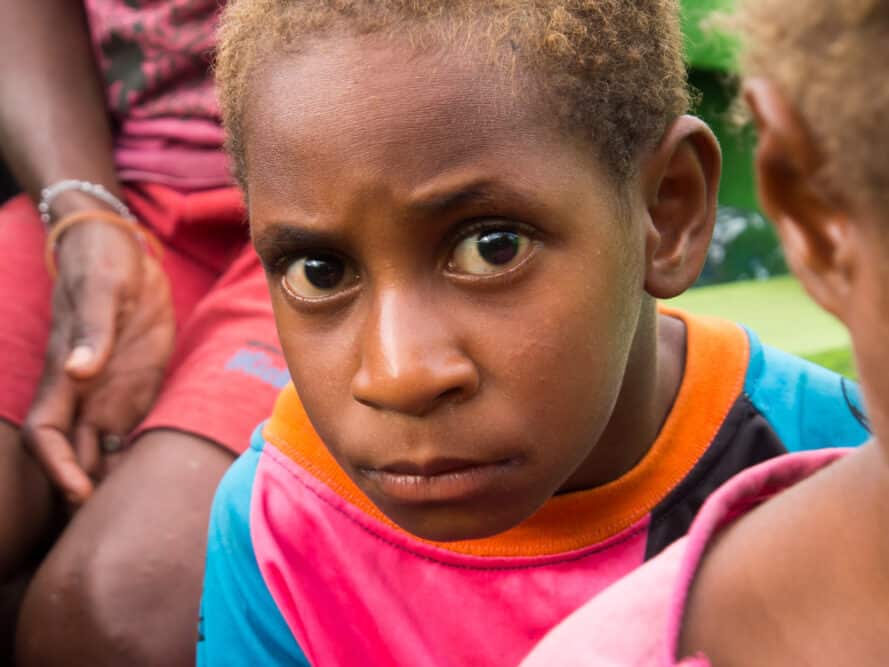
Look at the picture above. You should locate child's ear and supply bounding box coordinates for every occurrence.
[641,115,721,299]
[743,78,855,320]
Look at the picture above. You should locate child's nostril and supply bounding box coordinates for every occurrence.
[436,387,465,404]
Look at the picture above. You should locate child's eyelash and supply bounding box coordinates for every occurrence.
[260,218,536,276]
[449,218,537,246]
[262,244,337,276]
[260,250,298,276]
[254,224,347,276]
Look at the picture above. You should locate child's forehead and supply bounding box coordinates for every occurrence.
[243,36,610,209]
[247,35,535,142]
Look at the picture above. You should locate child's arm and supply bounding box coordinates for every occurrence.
[199,445,311,666]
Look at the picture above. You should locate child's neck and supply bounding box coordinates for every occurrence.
[680,441,889,665]
[560,305,686,492]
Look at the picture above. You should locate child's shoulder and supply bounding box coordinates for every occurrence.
[740,325,869,451]
[639,310,864,556]
[211,423,269,520]
[670,307,869,452]
[200,425,312,665]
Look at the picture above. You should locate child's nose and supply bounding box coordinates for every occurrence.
[351,290,479,417]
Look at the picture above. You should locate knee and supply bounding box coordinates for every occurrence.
[16,431,228,667]
[16,529,198,667]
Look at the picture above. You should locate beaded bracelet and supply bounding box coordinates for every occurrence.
[38,180,133,226]
[44,210,164,279]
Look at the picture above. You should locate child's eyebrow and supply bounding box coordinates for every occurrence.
[252,224,338,262]
[409,180,527,215]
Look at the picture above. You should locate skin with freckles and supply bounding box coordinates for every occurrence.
[244,35,719,542]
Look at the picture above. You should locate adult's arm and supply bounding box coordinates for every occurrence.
[0,0,175,505]
[0,0,120,211]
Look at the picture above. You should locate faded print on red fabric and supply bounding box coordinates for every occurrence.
[85,0,222,122]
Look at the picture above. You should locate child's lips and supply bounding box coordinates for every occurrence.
[360,457,520,504]
[379,457,489,476]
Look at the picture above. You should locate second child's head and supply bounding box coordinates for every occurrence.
[217,0,721,541]
[736,0,889,444]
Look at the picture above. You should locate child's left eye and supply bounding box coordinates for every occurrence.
[448,228,533,276]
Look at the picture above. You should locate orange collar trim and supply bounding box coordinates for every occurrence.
[263,309,749,557]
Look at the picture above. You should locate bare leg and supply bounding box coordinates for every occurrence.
[16,429,234,667]
[0,420,55,580]
[0,566,35,663]
[0,420,56,666]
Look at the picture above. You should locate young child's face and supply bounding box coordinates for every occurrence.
[245,36,650,541]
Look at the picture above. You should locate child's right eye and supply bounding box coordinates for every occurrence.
[282,253,359,301]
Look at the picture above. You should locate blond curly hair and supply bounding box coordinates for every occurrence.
[736,0,889,213]
[215,0,690,189]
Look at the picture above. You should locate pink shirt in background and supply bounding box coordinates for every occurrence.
[85,0,232,190]
[519,448,850,667]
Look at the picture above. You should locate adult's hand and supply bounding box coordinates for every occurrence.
[22,219,175,506]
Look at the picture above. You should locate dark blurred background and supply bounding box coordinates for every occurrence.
[0,160,17,206]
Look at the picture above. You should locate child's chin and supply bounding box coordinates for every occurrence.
[377,500,534,543]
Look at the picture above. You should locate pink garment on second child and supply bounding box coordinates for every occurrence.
[85,0,231,190]
[519,448,850,667]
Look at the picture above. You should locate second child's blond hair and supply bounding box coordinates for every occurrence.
[737,0,889,213]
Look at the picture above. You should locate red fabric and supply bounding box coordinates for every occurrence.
[0,185,284,453]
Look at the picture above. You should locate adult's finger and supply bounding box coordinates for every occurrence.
[23,370,94,505]
[23,424,94,506]
[73,421,102,480]
[61,273,121,381]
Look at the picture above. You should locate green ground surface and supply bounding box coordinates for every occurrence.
[666,275,856,377]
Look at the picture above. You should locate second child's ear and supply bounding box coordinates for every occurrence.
[641,115,721,299]
[743,78,855,320]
